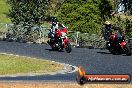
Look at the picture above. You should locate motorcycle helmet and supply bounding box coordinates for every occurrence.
[51,17,57,23]
[104,21,112,30]
[105,21,111,25]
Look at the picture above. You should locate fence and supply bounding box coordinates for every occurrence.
[0,23,114,48]
[0,23,49,43]
[0,23,9,39]
[67,31,106,48]
[0,22,132,49]
[65,31,132,49]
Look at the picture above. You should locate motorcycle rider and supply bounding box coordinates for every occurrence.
[102,21,112,41]
[47,17,67,46]
[48,17,67,38]
[103,21,126,50]
[102,21,113,49]
[48,17,58,39]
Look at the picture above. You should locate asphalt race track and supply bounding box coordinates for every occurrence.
[0,41,132,82]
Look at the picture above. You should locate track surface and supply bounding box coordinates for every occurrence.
[0,41,132,82]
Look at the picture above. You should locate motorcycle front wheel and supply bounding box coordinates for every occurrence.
[123,44,131,56]
[65,43,72,53]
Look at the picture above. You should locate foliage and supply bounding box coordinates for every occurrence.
[6,0,49,42]
[57,0,99,33]
[128,0,132,15]
[99,0,113,20]
[7,0,49,25]
[125,18,132,37]
[78,33,105,48]
[6,22,41,42]
[46,0,64,16]
[108,16,132,38]
[56,0,113,34]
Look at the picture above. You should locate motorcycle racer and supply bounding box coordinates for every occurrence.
[102,21,113,41]
[48,17,67,40]
[102,21,131,56]
[47,20,71,53]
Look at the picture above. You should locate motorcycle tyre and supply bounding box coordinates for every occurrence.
[124,44,131,56]
[65,43,72,53]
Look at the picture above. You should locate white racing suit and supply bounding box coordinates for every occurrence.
[49,22,66,39]
[48,22,58,39]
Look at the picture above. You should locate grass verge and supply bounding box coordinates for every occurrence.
[0,54,63,75]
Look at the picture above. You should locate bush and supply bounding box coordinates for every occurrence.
[78,33,105,48]
[7,0,49,25]
[7,0,49,42]
[7,22,41,42]
[56,0,113,34]
[109,16,132,38]
[126,19,132,38]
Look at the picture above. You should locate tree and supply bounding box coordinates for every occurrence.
[56,0,113,34]
[99,0,113,20]
[128,0,132,14]
[7,0,49,25]
[7,0,49,42]
[46,0,64,16]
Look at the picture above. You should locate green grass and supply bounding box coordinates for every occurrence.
[0,0,11,23]
[0,54,63,75]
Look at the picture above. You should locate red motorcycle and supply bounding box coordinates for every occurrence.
[106,31,131,56]
[47,28,72,53]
